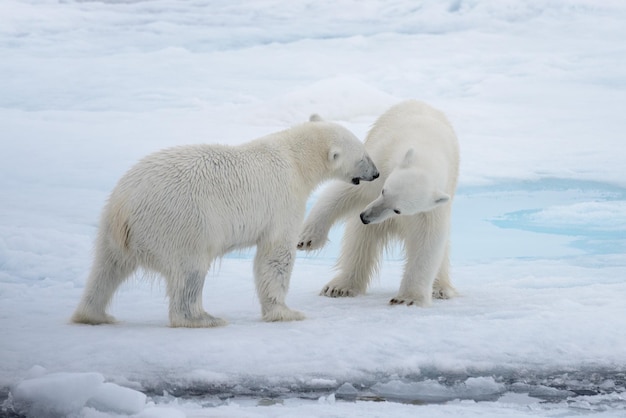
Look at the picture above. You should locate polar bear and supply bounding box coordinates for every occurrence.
[71,118,378,328]
[298,100,459,307]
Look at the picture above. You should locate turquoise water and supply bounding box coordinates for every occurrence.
[472,178,626,257]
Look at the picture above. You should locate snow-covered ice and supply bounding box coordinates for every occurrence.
[1,0,626,416]
[11,370,146,417]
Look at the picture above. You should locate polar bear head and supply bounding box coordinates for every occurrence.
[310,115,379,185]
[359,149,450,224]
[329,137,379,185]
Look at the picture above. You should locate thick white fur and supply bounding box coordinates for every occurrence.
[298,100,459,307]
[72,119,378,327]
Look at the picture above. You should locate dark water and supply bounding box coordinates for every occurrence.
[138,369,626,410]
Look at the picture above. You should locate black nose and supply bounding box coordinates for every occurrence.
[360,213,370,224]
[373,171,380,180]
[352,178,360,185]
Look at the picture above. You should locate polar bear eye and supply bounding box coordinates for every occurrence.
[393,209,401,215]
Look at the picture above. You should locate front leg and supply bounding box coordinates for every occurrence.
[321,219,389,297]
[254,242,305,322]
[298,181,370,251]
[432,240,457,299]
[391,225,448,307]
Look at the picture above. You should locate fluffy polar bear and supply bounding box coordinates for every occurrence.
[72,118,378,328]
[298,100,459,307]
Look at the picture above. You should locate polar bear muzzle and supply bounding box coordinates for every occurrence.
[352,155,379,184]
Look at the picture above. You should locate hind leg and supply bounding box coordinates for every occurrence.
[72,237,137,325]
[167,269,227,328]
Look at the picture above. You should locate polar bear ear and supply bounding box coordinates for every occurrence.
[433,191,450,206]
[309,114,324,122]
[328,147,341,162]
[401,148,415,167]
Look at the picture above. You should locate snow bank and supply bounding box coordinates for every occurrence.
[253,77,400,124]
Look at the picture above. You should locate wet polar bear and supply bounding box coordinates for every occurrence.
[298,100,459,306]
[72,118,378,327]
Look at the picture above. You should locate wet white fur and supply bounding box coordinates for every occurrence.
[298,100,459,306]
[72,119,377,327]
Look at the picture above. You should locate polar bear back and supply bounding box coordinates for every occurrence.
[366,100,459,195]
[106,143,294,266]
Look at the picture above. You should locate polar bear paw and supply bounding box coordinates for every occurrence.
[389,293,431,307]
[71,309,117,325]
[320,283,361,298]
[297,224,329,251]
[432,283,458,299]
[170,312,228,328]
[262,305,306,322]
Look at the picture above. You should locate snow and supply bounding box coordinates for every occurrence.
[11,370,146,417]
[12,371,105,417]
[1,0,626,416]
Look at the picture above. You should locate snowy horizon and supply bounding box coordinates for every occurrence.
[1,0,625,416]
